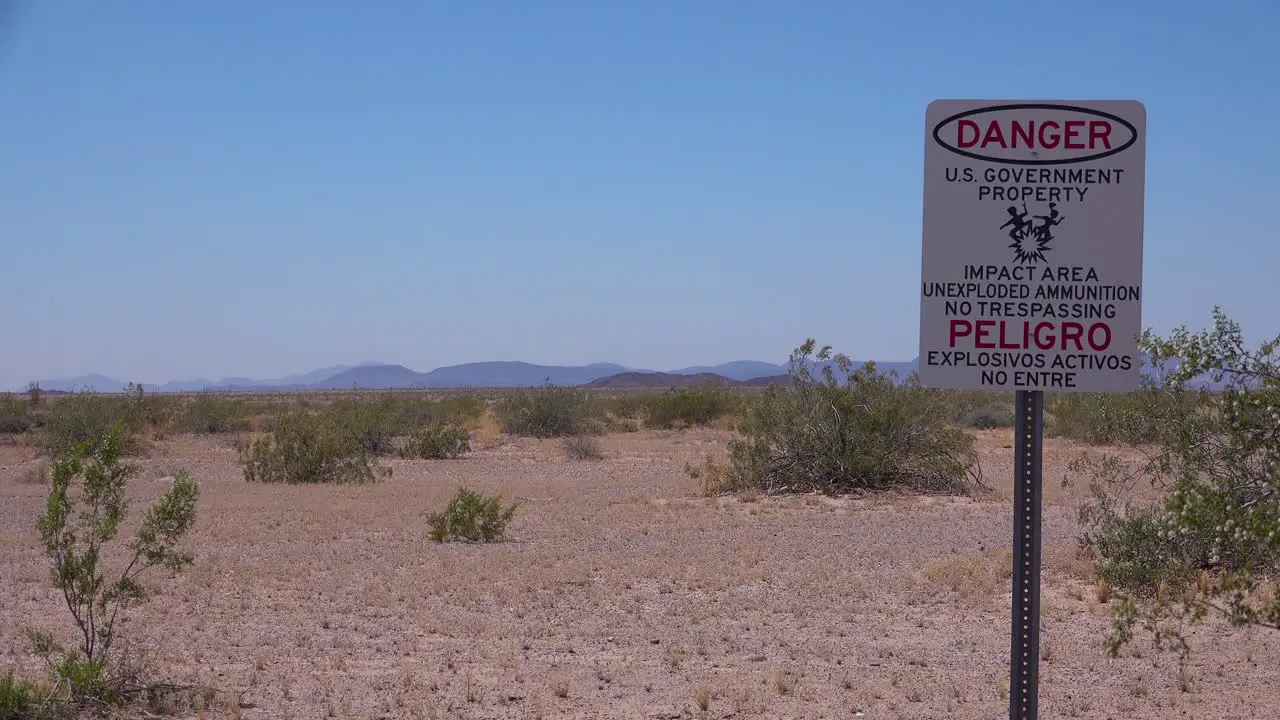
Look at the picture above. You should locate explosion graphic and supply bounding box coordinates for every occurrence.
[999,201,1065,265]
[1009,224,1051,264]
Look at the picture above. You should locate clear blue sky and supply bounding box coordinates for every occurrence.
[2,1,1277,388]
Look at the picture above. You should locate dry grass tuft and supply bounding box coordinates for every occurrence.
[686,453,734,496]
[920,549,1012,604]
[561,434,604,461]
[18,459,47,484]
[693,682,713,711]
[471,408,505,449]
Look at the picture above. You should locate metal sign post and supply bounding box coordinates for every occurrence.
[1009,390,1044,720]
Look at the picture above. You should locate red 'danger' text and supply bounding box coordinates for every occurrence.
[956,119,1112,151]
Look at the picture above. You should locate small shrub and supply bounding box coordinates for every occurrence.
[719,340,977,496]
[37,422,198,696]
[494,385,602,438]
[608,417,640,433]
[603,394,648,420]
[642,385,738,429]
[0,413,33,436]
[430,394,487,424]
[561,434,603,460]
[0,670,44,720]
[19,460,48,485]
[957,404,1014,429]
[401,424,471,459]
[427,487,517,543]
[1044,386,1192,443]
[173,394,249,434]
[687,454,734,496]
[241,409,388,484]
[0,393,33,435]
[121,383,176,432]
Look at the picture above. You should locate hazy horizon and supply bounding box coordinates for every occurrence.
[3,1,1277,389]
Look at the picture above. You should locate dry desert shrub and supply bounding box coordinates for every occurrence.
[921,549,1012,604]
[400,423,471,459]
[18,459,48,485]
[327,393,407,455]
[36,389,151,458]
[560,434,604,460]
[0,392,34,436]
[717,340,978,497]
[171,394,251,434]
[686,454,734,496]
[240,408,388,484]
[641,385,739,429]
[494,385,604,438]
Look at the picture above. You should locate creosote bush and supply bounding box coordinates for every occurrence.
[0,393,33,436]
[33,421,199,708]
[36,390,149,458]
[327,393,406,455]
[241,409,389,484]
[401,423,471,459]
[427,487,518,543]
[642,385,738,429]
[714,340,978,496]
[494,385,603,438]
[410,394,486,426]
[955,402,1015,430]
[172,394,249,434]
[1046,390,1187,446]
[1076,308,1280,659]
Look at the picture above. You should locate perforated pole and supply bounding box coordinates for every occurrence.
[1009,389,1044,720]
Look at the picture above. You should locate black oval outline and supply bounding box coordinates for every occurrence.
[931,103,1138,165]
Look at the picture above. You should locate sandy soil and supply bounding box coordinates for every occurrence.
[1,428,1277,719]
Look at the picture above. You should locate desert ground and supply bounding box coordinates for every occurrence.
[2,426,1277,720]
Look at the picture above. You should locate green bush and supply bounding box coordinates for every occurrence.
[327,393,408,455]
[0,393,33,435]
[36,421,198,703]
[956,403,1014,429]
[36,391,147,457]
[602,394,648,420]
[494,385,603,438]
[241,409,389,484]
[1045,391,1174,445]
[430,394,487,424]
[717,340,977,496]
[122,383,176,432]
[0,671,45,720]
[642,385,738,429]
[401,424,471,459]
[427,487,518,543]
[171,394,249,434]
[1076,308,1280,659]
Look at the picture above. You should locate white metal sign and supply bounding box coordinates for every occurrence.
[918,100,1147,393]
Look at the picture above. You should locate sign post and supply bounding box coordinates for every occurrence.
[917,100,1146,720]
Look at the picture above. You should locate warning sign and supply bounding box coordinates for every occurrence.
[918,100,1146,393]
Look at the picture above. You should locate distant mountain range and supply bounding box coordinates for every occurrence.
[17,359,816,393]
[14,356,1220,393]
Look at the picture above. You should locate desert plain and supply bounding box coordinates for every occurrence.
[2,424,1278,720]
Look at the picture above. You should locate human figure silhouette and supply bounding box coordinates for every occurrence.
[1000,202,1031,242]
[1033,202,1065,242]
